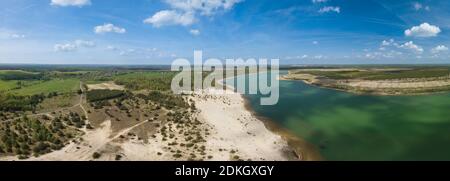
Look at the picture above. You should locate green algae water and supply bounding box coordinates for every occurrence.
[232,72,450,160]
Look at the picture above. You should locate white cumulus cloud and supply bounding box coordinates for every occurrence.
[381,39,395,46]
[189,29,200,36]
[164,0,242,15]
[144,0,242,27]
[106,45,119,51]
[144,10,195,27]
[312,0,328,3]
[413,2,430,11]
[119,49,136,56]
[0,30,26,39]
[54,40,95,52]
[405,23,441,37]
[74,40,95,47]
[54,43,77,52]
[431,45,448,54]
[318,6,340,13]
[399,41,423,54]
[94,23,126,34]
[10,34,26,39]
[50,0,91,7]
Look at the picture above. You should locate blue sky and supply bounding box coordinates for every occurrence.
[1,0,449,64]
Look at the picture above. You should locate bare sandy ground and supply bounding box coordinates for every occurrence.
[191,89,293,161]
[117,89,296,161]
[0,119,154,161]
[345,79,450,89]
[86,82,124,91]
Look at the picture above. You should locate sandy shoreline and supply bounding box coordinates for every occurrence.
[191,89,298,161]
[241,97,323,161]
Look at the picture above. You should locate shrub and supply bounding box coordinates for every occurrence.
[32,142,50,155]
[173,153,182,158]
[92,152,101,159]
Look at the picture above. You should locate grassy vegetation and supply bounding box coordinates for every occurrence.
[0,70,43,80]
[363,68,450,80]
[9,79,79,96]
[137,91,188,109]
[114,71,178,91]
[0,70,81,115]
[295,68,450,80]
[0,94,46,112]
[0,80,19,92]
[37,94,78,112]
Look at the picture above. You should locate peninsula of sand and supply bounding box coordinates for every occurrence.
[281,68,450,95]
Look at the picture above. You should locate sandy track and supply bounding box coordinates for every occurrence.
[4,119,148,161]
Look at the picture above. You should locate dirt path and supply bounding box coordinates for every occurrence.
[78,82,91,133]
[14,118,149,161]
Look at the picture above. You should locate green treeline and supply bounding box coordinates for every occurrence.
[86,90,125,102]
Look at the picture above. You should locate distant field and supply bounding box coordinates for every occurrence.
[0,70,42,80]
[114,71,177,91]
[0,80,19,91]
[0,70,35,75]
[0,79,44,92]
[9,79,80,95]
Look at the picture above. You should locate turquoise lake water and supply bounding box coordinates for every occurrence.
[231,72,450,160]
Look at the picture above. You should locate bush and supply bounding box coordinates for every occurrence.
[92,152,101,159]
[138,91,188,109]
[33,142,50,155]
[173,153,182,158]
[114,72,177,91]
[86,124,93,129]
[0,94,46,112]
[18,155,29,160]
